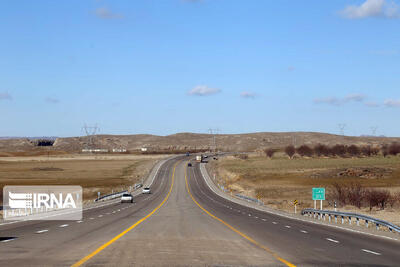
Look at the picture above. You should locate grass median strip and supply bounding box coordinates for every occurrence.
[71,160,178,267]
[185,165,296,267]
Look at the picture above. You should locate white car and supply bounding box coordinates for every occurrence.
[142,187,151,194]
[121,193,133,203]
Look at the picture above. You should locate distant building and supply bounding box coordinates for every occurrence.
[112,148,127,153]
[141,147,148,152]
[82,149,109,153]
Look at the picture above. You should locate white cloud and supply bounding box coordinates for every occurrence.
[95,7,124,19]
[188,85,221,96]
[45,97,60,104]
[340,0,400,19]
[0,92,12,101]
[240,91,257,99]
[314,94,367,106]
[384,99,400,107]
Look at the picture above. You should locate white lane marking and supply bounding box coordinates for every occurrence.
[112,211,116,214]
[262,219,267,221]
[59,224,69,228]
[255,216,258,219]
[285,225,291,228]
[90,217,95,220]
[76,220,83,223]
[326,238,340,243]
[1,238,16,243]
[301,230,308,234]
[272,222,278,224]
[98,215,103,217]
[248,214,251,217]
[106,213,110,215]
[362,249,381,256]
[36,230,48,234]
[117,209,121,212]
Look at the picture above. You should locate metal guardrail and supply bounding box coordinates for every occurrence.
[302,208,400,234]
[95,190,128,202]
[235,194,263,205]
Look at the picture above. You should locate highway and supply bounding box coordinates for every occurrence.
[0,156,400,266]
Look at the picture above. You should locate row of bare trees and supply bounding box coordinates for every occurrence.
[331,182,399,211]
[264,143,400,159]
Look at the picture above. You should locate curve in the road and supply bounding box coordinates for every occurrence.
[184,165,296,267]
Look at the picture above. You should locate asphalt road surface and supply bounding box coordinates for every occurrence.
[0,156,399,266]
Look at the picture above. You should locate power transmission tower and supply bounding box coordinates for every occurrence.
[82,123,99,149]
[208,128,219,153]
[370,126,378,136]
[338,123,346,136]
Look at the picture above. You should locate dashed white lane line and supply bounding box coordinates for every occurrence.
[112,211,116,214]
[59,224,69,228]
[98,215,103,217]
[262,219,267,221]
[106,213,111,215]
[1,238,16,243]
[90,217,95,220]
[255,216,258,219]
[248,214,252,217]
[76,220,83,223]
[272,222,278,224]
[300,230,308,234]
[36,230,48,234]
[285,225,291,228]
[326,238,340,243]
[362,249,381,256]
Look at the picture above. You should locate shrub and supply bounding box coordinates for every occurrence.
[388,143,400,156]
[235,153,248,160]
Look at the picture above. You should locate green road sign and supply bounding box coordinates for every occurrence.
[312,188,325,200]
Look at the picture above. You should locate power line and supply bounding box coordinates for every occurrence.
[207,128,219,152]
[82,123,99,149]
[338,123,346,136]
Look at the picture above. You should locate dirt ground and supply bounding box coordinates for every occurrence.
[210,153,400,225]
[0,154,167,206]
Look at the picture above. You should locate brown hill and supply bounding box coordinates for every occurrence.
[1,132,400,154]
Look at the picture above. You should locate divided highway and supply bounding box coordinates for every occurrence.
[0,156,399,266]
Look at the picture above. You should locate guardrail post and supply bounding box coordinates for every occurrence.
[328,215,331,222]
[349,216,352,225]
[341,216,344,224]
[376,223,380,231]
[335,215,337,223]
[366,220,369,228]
[318,213,321,220]
[356,218,360,226]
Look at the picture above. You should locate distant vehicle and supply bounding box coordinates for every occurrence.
[213,157,218,160]
[121,193,133,203]
[203,155,208,158]
[188,162,192,167]
[196,155,202,162]
[142,187,151,194]
[186,152,190,156]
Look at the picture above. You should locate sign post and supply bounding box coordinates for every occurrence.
[293,199,298,214]
[312,188,325,210]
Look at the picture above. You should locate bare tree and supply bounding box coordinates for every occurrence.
[264,148,276,158]
[331,144,346,157]
[285,145,296,159]
[347,145,360,157]
[388,143,400,156]
[296,145,314,157]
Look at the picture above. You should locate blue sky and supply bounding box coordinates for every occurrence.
[1,0,399,137]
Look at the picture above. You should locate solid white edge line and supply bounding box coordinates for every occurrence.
[59,224,69,228]
[199,163,400,243]
[1,238,16,243]
[36,229,48,234]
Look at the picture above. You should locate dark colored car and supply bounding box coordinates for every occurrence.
[188,163,192,167]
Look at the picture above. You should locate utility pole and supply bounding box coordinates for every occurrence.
[208,128,219,153]
[370,126,378,136]
[82,123,99,149]
[338,123,346,136]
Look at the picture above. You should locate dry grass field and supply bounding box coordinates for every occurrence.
[0,154,167,206]
[211,153,400,225]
